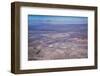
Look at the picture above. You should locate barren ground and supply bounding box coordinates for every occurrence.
[28,31,88,60]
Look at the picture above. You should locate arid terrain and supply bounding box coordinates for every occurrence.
[28,15,88,60]
[28,30,88,60]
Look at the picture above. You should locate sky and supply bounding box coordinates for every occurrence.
[28,15,88,25]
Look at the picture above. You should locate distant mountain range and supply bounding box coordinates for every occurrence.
[29,23,87,32]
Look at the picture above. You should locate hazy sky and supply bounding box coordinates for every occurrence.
[28,15,88,25]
